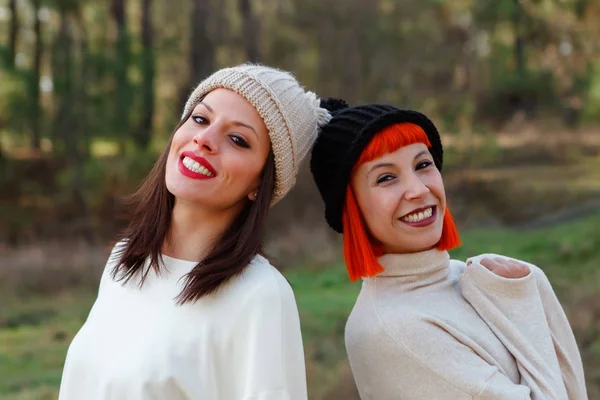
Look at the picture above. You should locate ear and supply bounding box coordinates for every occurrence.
[248,189,259,201]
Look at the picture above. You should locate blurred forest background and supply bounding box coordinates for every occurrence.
[1,0,600,398]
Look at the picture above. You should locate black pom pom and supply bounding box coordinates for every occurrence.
[320,97,349,114]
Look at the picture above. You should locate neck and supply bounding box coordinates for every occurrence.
[162,198,242,262]
[376,248,450,290]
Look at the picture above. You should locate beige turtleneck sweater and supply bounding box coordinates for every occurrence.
[345,250,587,399]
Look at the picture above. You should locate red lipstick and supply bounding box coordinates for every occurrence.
[399,206,437,228]
[178,151,217,180]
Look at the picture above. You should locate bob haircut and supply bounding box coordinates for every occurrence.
[111,107,276,303]
[342,122,460,281]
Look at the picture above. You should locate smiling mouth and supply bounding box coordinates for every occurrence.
[181,156,215,177]
[400,206,435,223]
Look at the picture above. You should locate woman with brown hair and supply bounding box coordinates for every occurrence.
[310,99,587,399]
[58,64,331,400]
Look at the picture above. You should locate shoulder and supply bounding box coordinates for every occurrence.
[459,253,555,298]
[346,281,427,352]
[449,258,467,278]
[98,240,129,286]
[106,239,127,262]
[465,253,548,279]
[232,255,296,308]
[345,283,380,344]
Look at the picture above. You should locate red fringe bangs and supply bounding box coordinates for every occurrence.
[355,123,432,166]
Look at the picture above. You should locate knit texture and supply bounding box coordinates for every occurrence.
[345,250,587,399]
[182,64,331,204]
[310,101,443,232]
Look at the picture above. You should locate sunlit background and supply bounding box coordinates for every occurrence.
[1,0,600,398]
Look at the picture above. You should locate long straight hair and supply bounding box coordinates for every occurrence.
[111,110,276,303]
[342,123,461,281]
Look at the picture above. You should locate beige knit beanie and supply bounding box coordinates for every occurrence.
[181,63,331,205]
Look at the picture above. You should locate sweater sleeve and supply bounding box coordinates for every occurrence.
[531,264,588,399]
[233,270,307,400]
[460,254,575,400]
[345,286,533,400]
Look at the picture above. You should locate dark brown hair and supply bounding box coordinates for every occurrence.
[111,111,276,303]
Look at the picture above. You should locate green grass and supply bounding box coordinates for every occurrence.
[0,293,94,399]
[1,213,599,399]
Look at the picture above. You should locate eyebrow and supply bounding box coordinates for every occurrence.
[366,149,430,179]
[414,150,429,159]
[198,102,258,138]
[198,102,214,113]
[232,121,258,138]
[366,162,395,180]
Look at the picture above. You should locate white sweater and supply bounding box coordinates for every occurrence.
[345,250,587,399]
[59,243,307,400]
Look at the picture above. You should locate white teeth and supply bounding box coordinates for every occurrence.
[182,157,214,177]
[401,207,433,223]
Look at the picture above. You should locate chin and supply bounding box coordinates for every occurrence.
[390,234,441,254]
[411,241,439,253]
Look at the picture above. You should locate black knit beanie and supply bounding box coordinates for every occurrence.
[310,98,444,233]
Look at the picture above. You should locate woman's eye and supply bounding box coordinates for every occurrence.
[416,160,433,170]
[229,135,250,149]
[192,115,208,125]
[376,174,395,185]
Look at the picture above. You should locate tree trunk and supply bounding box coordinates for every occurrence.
[52,10,74,155]
[8,0,18,68]
[182,0,214,109]
[340,29,362,104]
[513,0,525,111]
[52,9,94,243]
[74,6,91,159]
[317,17,336,97]
[239,0,260,62]
[135,0,155,150]
[31,0,43,151]
[111,0,132,153]
[190,0,214,81]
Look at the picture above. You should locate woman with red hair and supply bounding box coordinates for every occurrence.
[310,100,587,399]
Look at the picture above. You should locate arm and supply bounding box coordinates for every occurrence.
[461,254,570,399]
[531,265,588,399]
[234,271,307,400]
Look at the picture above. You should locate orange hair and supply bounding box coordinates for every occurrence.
[342,123,461,281]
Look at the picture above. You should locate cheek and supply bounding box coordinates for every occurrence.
[168,127,191,157]
[357,189,398,234]
[428,174,446,206]
[165,145,178,176]
[373,188,400,214]
[222,152,264,186]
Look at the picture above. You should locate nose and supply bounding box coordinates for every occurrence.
[192,127,218,154]
[404,173,430,200]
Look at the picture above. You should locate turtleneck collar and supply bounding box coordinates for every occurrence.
[374,248,450,290]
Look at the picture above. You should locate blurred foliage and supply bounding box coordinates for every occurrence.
[0,0,599,151]
[0,0,599,244]
[583,59,600,123]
